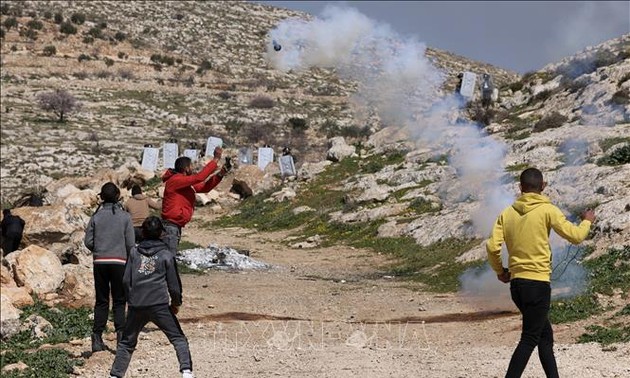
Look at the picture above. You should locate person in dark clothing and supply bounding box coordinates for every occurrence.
[1,209,25,255]
[84,182,135,353]
[109,216,194,378]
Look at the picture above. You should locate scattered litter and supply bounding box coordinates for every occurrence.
[177,244,270,270]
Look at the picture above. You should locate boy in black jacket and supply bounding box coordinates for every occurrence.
[109,216,194,378]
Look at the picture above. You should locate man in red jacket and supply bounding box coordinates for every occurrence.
[161,147,228,255]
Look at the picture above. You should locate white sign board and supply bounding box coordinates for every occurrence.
[163,143,179,169]
[141,147,159,172]
[238,147,253,165]
[257,147,274,171]
[279,155,296,177]
[183,149,199,162]
[204,137,223,158]
[460,71,477,98]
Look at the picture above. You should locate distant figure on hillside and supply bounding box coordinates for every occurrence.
[84,182,135,353]
[486,168,596,378]
[161,147,229,255]
[109,216,193,378]
[481,73,494,108]
[124,185,161,243]
[1,209,25,255]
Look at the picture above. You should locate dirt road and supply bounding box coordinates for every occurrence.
[77,213,630,377]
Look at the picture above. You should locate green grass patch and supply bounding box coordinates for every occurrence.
[597,144,630,166]
[616,304,630,317]
[578,324,630,345]
[599,137,630,153]
[550,246,630,324]
[408,197,441,215]
[178,240,203,251]
[0,298,91,377]
[505,163,530,172]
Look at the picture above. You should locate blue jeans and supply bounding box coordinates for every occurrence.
[506,278,558,378]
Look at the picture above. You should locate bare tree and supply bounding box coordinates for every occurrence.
[36,89,81,122]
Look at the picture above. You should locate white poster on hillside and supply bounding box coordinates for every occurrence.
[183,149,199,162]
[141,147,159,172]
[163,143,179,169]
[204,137,223,158]
[460,71,477,98]
[257,147,274,171]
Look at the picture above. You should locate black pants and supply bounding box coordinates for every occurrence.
[110,304,192,377]
[506,278,559,378]
[1,233,22,255]
[93,264,126,335]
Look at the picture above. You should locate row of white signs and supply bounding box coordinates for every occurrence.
[141,136,296,176]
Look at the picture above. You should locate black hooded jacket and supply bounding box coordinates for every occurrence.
[123,239,183,307]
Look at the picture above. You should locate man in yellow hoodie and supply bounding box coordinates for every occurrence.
[487,168,595,378]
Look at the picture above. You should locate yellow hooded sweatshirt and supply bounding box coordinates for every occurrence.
[486,192,592,282]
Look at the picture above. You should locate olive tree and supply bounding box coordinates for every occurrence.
[36,89,81,122]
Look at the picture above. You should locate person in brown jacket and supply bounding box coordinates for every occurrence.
[124,185,161,243]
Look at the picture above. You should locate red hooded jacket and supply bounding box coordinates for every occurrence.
[161,159,223,227]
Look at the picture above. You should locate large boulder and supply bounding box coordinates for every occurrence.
[0,294,21,339]
[327,137,356,162]
[5,245,65,295]
[1,287,34,308]
[1,264,16,287]
[116,161,156,188]
[298,160,332,181]
[11,204,90,263]
[60,264,95,308]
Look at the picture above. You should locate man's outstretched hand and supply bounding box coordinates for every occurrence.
[581,209,596,223]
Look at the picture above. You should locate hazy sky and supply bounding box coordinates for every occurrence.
[257,1,630,74]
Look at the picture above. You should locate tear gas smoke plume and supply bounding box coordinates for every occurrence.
[267,5,512,235]
[267,5,585,307]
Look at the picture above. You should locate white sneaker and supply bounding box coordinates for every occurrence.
[182,370,194,378]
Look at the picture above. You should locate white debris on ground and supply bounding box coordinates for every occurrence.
[177,244,270,270]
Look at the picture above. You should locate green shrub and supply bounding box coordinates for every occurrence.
[26,19,44,30]
[59,21,77,35]
[117,51,127,59]
[77,53,91,62]
[114,31,126,41]
[70,12,86,24]
[53,12,63,24]
[288,117,308,132]
[597,144,630,166]
[82,35,94,44]
[609,89,629,106]
[249,95,275,109]
[43,10,52,19]
[196,59,212,75]
[42,45,57,56]
[3,17,18,30]
[578,324,630,345]
[533,112,568,132]
[22,28,38,40]
[104,57,115,67]
[87,26,102,38]
[0,27,4,39]
[508,80,524,92]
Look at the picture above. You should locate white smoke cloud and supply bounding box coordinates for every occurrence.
[546,1,630,63]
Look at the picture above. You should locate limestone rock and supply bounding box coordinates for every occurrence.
[1,264,16,287]
[298,160,332,181]
[5,245,65,295]
[1,287,34,308]
[20,314,53,339]
[0,294,21,339]
[1,361,29,373]
[327,137,356,162]
[330,203,408,223]
[60,264,95,308]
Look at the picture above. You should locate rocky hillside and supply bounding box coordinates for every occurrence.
[0,1,628,267]
[0,0,517,204]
